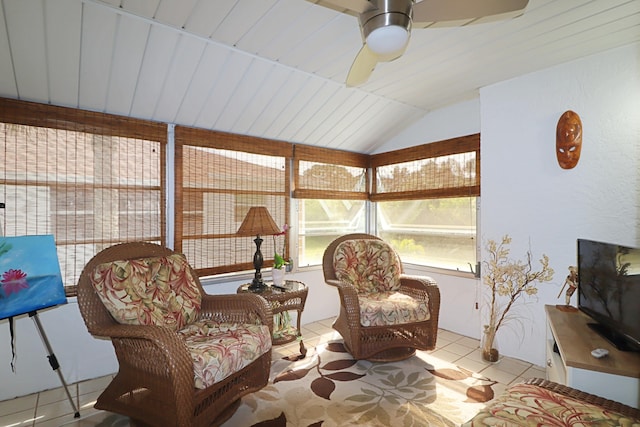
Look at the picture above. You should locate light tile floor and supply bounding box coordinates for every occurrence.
[0,318,546,427]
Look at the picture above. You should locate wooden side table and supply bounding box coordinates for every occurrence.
[237,280,308,346]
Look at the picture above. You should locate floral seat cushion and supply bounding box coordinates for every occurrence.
[90,253,201,331]
[333,239,402,293]
[463,382,640,426]
[179,321,272,389]
[359,291,430,327]
[334,239,430,327]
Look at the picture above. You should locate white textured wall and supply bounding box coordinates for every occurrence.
[0,302,118,401]
[374,98,481,153]
[480,42,640,366]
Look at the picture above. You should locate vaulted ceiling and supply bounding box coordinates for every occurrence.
[0,0,638,153]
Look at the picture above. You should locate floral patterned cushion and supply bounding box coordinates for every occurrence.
[359,291,430,327]
[333,239,401,293]
[463,382,640,426]
[90,253,201,330]
[178,321,272,389]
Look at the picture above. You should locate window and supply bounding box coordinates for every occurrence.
[174,127,292,276]
[0,98,166,294]
[294,145,368,266]
[371,134,480,271]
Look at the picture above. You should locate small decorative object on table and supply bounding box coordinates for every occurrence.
[272,224,290,286]
[482,235,554,363]
[556,265,578,307]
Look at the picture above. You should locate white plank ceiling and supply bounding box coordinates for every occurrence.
[0,0,638,153]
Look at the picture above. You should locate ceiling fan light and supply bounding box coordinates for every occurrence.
[366,25,409,56]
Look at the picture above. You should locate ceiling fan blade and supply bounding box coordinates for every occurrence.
[347,44,379,87]
[413,0,529,24]
[307,0,377,16]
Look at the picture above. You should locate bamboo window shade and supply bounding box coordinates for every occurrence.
[370,134,480,202]
[0,98,166,296]
[174,126,292,277]
[293,145,369,200]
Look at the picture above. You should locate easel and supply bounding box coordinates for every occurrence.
[28,310,80,418]
[0,231,80,418]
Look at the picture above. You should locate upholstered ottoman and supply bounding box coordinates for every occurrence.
[463,378,640,426]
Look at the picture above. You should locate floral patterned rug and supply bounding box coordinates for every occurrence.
[222,340,498,427]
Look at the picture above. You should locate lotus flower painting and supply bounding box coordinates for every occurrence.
[0,235,66,320]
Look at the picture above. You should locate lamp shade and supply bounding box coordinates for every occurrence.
[237,206,281,237]
[366,25,409,55]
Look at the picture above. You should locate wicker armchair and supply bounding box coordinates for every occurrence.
[77,242,273,427]
[322,234,440,362]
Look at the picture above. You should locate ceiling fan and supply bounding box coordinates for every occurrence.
[308,0,529,86]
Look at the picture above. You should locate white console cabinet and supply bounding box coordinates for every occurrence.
[545,305,640,408]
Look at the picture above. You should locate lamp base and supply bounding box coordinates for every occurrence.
[248,278,267,293]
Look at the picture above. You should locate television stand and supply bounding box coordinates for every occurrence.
[587,322,637,352]
[545,305,640,408]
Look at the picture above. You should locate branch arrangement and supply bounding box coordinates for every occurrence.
[482,235,554,361]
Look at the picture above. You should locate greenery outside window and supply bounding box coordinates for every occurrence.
[377,198,476,271]
[371,134,480,272]
[293,145,368,267]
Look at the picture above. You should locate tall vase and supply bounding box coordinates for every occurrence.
[272,267,285,286]
[481,325,500,363]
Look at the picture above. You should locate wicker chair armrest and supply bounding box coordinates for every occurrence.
[90,322,189,347]
[335,281,361,328]
[325,279,342,288]
[399,275,441,325]
[200,293,274,335]
[399,275,437,300]
[91,323,195,385]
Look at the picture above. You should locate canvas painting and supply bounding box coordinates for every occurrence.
[0,235,66,320]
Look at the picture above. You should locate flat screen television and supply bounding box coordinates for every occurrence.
[577,238,640,352]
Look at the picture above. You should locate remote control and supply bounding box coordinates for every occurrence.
[591,348,609,358]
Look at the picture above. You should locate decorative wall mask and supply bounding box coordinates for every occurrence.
[556,110,582,169]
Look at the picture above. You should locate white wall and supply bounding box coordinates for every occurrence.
[374,98,481,153]
[0,302,118,401]
[480,42,640,366]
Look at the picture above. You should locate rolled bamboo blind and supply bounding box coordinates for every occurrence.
[0,98,166,295]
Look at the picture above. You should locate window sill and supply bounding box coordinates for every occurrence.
[402,263,477,280]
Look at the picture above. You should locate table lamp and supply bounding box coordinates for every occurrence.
[237,206,281,291]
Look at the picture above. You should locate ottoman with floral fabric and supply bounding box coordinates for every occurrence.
[463,377,640,426]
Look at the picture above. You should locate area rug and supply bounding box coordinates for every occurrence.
[222,340,498,427]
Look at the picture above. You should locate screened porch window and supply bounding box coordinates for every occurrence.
[0,99,166,295]
[371,134,480,271]
[174,127,291,277]
[293,145,368,267]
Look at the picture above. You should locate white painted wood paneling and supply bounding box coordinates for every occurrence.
[0,0,637,152]
[78,4,118,110]
[194,52,254,130]
[173,43,232,127]
[4,0,48,101]
[130,25,180,119]
[44,0,82,107]
[213,0,278,47]
[215,58,275,131]
[105,15,150,115]
[153,35,207,123]
[0,4,17,97]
